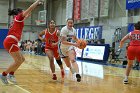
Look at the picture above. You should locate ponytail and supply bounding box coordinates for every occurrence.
[8,8,23,16]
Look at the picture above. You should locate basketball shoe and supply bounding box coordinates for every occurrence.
[76,74,81,82]
[123,78,128,84]
[0,73,8,84]
[52,74,57,80]
[8,74,17,84]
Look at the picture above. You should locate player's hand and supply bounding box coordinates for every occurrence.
[73,43,80,47]
[37,0,44,6]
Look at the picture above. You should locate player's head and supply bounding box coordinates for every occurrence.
[48,20,55,29]
[134,21,140,30]
[8,8,23,16]
[66,18,74,29]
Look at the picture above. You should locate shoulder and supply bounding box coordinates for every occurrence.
[56,28,60,33]
[61,26,67,32]
[61,26,67,30]
[14,13,24,22]
[56,29,60,36]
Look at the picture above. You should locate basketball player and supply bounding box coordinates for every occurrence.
[38,20,65,80]
[119,21,140,84]
[0,0,43,84]
[58,18,81,82]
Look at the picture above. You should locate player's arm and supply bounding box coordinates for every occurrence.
[22,0,42,17]
[119,34,129,48]
[72,36,78,42]
[61,36,77,46]
[38,30,46,42]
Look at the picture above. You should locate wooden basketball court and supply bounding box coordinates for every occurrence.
[0,49,140,93]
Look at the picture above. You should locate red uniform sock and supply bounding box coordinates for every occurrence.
[9,71,14,75]
[2,72,7,76]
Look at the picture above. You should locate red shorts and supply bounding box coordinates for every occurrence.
[45,47,59,58]
[3,37,19,53]
[127,46,140,62]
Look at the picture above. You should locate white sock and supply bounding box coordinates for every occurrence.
[124,76,128,80]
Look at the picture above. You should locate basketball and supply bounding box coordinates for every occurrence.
[77,39,87,49]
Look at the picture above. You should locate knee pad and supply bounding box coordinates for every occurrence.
[56,60,62,66]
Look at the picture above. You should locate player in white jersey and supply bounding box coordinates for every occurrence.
[58,18,81,82]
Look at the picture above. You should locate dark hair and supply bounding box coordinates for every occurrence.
[67,18,74,22]
[48,20,55,24]
[134,21,140,30]
[47,20,55,26]
[8,8,23,16]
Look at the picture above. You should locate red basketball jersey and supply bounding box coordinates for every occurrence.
[129,30,140,46]
[8,13,24,41]
[45,29,59,48]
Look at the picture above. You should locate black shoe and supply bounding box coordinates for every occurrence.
[76,74,81,82]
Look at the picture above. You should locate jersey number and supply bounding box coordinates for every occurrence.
[131,34,140,40]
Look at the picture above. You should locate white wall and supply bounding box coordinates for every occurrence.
[52,0,66,25]
[0,0,9,28]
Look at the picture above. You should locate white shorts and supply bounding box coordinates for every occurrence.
[58,44,75,58]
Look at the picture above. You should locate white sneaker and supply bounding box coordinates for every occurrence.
[8,74,17,84]
[0,73,9,84]
[123,78,128,84]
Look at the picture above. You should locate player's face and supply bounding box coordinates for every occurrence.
[67,20,73,29]
[49,20,55,29]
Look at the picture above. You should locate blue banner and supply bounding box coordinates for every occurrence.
[76,26,102,40]
[126,0,140,10]
[0,29,8,49]
[128,23,134,33]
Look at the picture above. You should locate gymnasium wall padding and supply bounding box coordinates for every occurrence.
[0,29,8,49]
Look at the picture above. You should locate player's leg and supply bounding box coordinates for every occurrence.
[45,49,57,80]
[68,49,81,82]
[123,60,133,84]
[0,50,25,84]
[7,51,25,83]
[53,48,65,78]
[123,46,135,84]
[55,58,65,79]
[62,57,75,74]
[0,38,24,84]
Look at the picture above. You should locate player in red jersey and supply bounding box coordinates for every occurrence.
[0,0,43,84]
[38,20,65,80]
[119,21,140,84]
